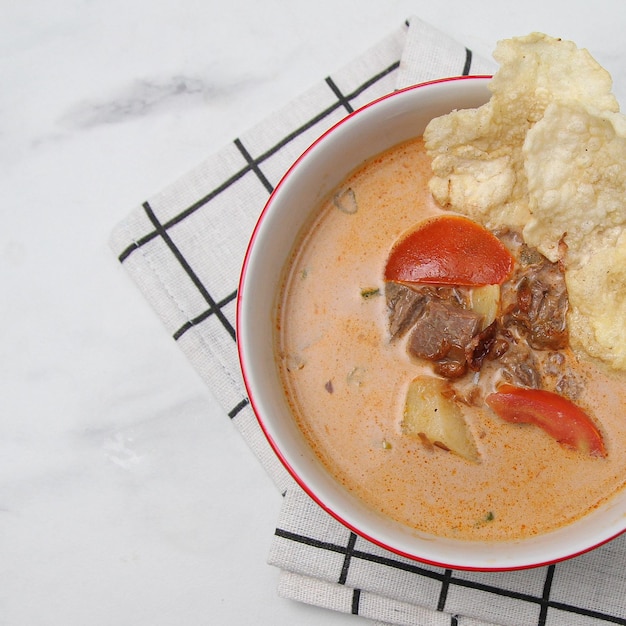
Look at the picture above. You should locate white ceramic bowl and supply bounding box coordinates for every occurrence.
[236,76,626,570]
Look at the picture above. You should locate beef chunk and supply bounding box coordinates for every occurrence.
[386,282,427,340]
[503,256,569,350]
[544,352,583,401]
[555,372,584,401]
[434,346,470,379]
[466,321,498,371]
[407,300,482,363]
[498,340,542,388]
[522,261,569,350]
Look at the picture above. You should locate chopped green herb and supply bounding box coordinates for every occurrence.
[473,511,495,528]
[360,287,380,299]
[382,439,392,450]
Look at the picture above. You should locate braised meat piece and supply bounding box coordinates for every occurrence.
[386,282,427,340]
[544,352,583,401]
[407,299,482,378]
[434,345,471,379]
[526,263,569,350]
[497,339,542,388]
[466,321,498,371]
[503,256,569,350]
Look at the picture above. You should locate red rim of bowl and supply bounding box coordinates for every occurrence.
[236,75,626,571]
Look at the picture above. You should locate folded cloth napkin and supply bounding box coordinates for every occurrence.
[110,16,626,626]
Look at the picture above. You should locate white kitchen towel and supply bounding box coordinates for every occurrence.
[110,16,626,626]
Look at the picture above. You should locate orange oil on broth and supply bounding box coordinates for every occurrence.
[275,137,626,541]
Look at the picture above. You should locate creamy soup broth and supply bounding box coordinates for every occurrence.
[275,137,626,541]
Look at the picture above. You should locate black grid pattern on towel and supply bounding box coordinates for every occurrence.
[117,59,403,355]
[113,22,626,626]
[273,525,626,625]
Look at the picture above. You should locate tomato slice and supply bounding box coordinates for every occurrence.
[485,384,606,457]
[384,215,514,286]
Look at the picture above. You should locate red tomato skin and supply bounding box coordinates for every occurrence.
[384,215,514,286]
[485,384,606,457]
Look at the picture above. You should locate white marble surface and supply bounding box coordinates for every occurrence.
[3,1,626,624]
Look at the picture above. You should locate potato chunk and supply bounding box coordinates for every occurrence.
[470,284,500,330]
[402,376,480,463]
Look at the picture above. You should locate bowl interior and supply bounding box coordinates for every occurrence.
[237,77,626,570]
